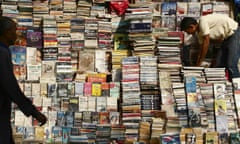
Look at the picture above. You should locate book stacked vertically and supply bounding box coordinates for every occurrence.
[224,82,238,132]
[185,76,202,128]
[111,50,129,70]
[150,111,167,141]
[63,0,77,17]
[42,16,58,61]
[204,68,227,83]
[213,1,230,16]
[96,124,111,144]
[84,18,98,48]
[77,0,92,17]
[1,1,18,19]
[181,66,206,83]
[213,83,229,137]
[156,36,182,82]
[17,1,33,26]
[171,82,187,131]
[90,4,105,17]
[98,21,112,49]
[199,83,215,132]
[139,56,160,122]
[32,0,49,27]
[70,18,85,50]
[121,56,141,143]
[232,77,240,129]
[49,0,63,16]
[125,4,154,56]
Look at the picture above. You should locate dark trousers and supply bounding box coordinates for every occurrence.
[215,27,240,80]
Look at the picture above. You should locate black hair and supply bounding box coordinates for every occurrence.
[0,16,15,36]
[180,17,197,31]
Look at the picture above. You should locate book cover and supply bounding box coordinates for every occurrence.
[52,126,63,142]
[101,82,110,97]
[35,127,44,140]
[56,111,65,127]
[109,82,120,98]
[10,45,26,65]
[62,127,71,144]
[84,82,92,96]
[113,33,129,50]
[68,97,79,112]
[160,133,180,144]
[161,2,177,16]
[78,49,95,72]
[99,111,110,124]
[91,82,102,97]
[65,111,74,127]
[26,27,43,48]
[74,82,84,96]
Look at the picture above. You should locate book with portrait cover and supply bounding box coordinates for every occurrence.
[78,49,95,72]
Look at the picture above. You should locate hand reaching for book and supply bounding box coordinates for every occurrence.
[32,110,47,126]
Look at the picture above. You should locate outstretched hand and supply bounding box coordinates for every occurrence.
[36,112,47,126]
[32,111,47,126]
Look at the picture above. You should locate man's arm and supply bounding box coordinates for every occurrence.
[196,35,210,66]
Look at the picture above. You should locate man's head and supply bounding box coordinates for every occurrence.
[0,16,17,46]
[180,17,198,34]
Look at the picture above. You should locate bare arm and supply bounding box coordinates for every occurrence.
[196,35,210,66]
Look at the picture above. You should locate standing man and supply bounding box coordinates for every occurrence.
[0,16,47,143]
[180,14,240,80]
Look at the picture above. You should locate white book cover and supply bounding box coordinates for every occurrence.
[27,64,41,81]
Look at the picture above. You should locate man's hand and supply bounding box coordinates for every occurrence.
[32,110,47,126]
[36,112,47,126]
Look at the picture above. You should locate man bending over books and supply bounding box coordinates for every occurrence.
[180,13,240,80]
[0,16,47,143]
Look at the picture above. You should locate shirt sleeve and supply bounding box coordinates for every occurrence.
[0,48,36,116]
[199,17,210,36]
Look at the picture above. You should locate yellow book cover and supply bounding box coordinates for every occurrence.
[92,82,102,96]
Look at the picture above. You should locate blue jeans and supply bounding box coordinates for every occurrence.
[215,27,240,79]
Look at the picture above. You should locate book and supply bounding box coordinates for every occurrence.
[68,97,79,112]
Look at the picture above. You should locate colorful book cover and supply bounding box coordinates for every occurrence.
[91,82,102,97]
[113,33,129,50]
[9,45,26,65]
[101,82,110,97]
[26,27,43,48]
[109,82,120,98]
[161,2,177,16]
[160,133,180,144]
[52,126,63,142]
[84,82,92,96]
[62,127,71,144]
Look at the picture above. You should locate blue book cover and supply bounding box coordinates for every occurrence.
[9,45,26,65]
